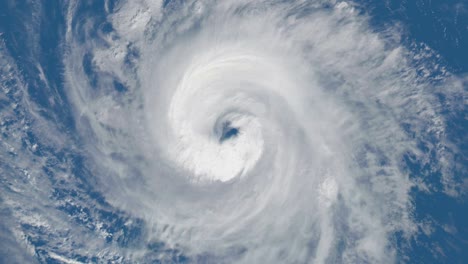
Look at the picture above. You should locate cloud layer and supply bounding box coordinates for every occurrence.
[1,0,464,263]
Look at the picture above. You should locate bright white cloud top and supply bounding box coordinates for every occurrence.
[64,0,465,263]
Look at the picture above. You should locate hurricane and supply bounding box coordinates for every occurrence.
[1,0,466,263]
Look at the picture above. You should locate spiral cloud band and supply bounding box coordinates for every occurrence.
[51,0,466,263]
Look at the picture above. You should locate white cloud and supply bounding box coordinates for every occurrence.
[60,0,465,263]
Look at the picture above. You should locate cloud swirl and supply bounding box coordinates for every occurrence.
[59,0,465,262]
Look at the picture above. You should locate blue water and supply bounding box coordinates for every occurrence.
[357,1,468,262]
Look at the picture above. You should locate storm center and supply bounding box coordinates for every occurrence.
[219,121,239,142]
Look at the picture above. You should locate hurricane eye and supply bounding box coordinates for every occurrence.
[219,121,239,143]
